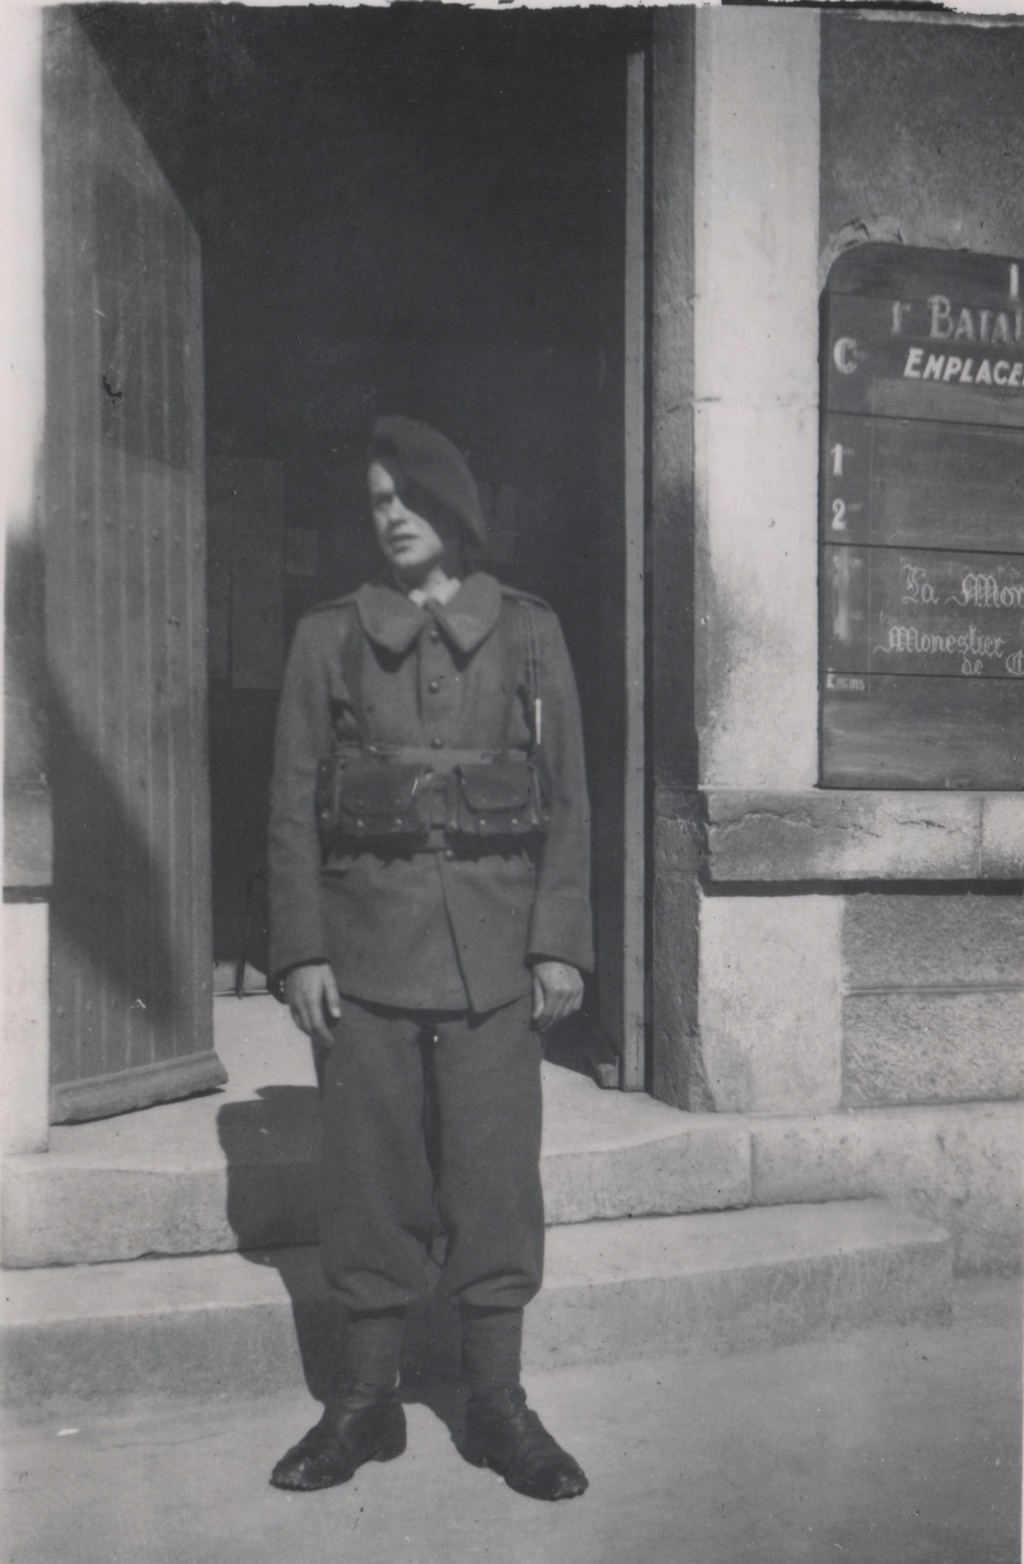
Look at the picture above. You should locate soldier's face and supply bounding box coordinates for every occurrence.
[368,463,447,580]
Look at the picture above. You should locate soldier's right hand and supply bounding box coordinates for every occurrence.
[283,962,342,1045]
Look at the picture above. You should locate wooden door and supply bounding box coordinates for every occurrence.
[43,19,224,1120]
[592,52,648,1091]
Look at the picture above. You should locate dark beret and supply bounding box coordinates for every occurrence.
[369,416,487,545]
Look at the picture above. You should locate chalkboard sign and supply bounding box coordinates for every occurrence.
[820,245,1024,789]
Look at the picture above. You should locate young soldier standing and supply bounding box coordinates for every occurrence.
[267,416,593,1501]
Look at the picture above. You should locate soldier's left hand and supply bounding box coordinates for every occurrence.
[531,960,584,1030]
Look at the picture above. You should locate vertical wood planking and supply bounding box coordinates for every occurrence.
[155,181,176,1067]
[620,51,647,1091]
[110,141,134,1074]
[44,26,76,1084]
[44,21,222,1119]
[186,217,212,1039]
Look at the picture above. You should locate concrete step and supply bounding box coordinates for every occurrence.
[0,1200,952,1406]
[6,998,1018,1275]
[1,997,752,1269]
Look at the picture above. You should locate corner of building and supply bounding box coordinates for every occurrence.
[649,8,1023,1276]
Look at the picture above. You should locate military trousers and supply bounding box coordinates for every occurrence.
[318,991,545,1314]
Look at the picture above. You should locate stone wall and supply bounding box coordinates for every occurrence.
[693,7,820,791]
[842,894,1024,1108]
[818,15,1024,1114]
[652,12,1024,1148]
[820,16,1024,268]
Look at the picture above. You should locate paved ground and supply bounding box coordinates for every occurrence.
[3,1278,1020,1564]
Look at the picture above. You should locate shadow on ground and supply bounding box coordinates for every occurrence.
[215,1058,471,1453]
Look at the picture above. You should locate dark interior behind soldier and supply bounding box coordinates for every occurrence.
[266,415,594,1501]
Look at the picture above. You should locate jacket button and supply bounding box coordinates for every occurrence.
[428,678,440,694]
[444,848,455,860]
[431,736,444,748]
[429,628,440,643]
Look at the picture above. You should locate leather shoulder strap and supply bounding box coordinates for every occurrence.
[337,605,369,744]
[497,596,539,749]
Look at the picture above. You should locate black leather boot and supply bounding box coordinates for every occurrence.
[461,1387,588,1501]
[269,1384,406,1492]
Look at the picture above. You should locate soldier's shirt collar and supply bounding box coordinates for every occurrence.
[356,572,501,656]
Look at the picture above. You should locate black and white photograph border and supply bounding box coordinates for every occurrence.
[1,1,1022,1561]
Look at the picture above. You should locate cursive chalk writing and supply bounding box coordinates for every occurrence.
[951,573,1024,610]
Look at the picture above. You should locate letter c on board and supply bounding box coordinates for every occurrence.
[833,337,860,375]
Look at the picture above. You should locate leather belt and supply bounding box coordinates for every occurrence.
[362,744,501,767]
[324,836,518,862]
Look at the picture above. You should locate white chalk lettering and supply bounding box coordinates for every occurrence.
[896,340,1022,391]
[902,347,924,379]
[928,295,954,339]
[880,623,1008,660]
[891,301,913,336]
[882,626,918,654]
[833,337,859,374]
[991,312,1013,346]
[908,292,1024,352]
[953,573,1024,610]
[954,308,976,342]
[900,562,938,604]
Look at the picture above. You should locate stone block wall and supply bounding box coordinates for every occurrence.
[652,14,1024,1133]
[813,13,1024,1123]
[696,894,842,1116]
[689,794,1024,1117]
[688,881,1024,1119]
[842,895,1024,1108]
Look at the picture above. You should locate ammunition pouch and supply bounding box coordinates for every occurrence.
[447,755,549,844]
[315,753,430,850]
[315,747,549,852]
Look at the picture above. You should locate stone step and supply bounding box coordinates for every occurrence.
[6,999,1018,1275]
[1,997,751,1269]
[0,1200,952,1406]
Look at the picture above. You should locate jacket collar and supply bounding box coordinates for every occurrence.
[356,573,501,657]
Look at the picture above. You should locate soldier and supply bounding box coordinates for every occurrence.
[267,416,593,1502]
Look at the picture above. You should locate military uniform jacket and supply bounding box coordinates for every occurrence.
[268,571,593,1013]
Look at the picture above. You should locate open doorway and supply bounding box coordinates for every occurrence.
[58,4,648,1105]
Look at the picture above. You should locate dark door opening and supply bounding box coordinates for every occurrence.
[83,5,649,1088]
